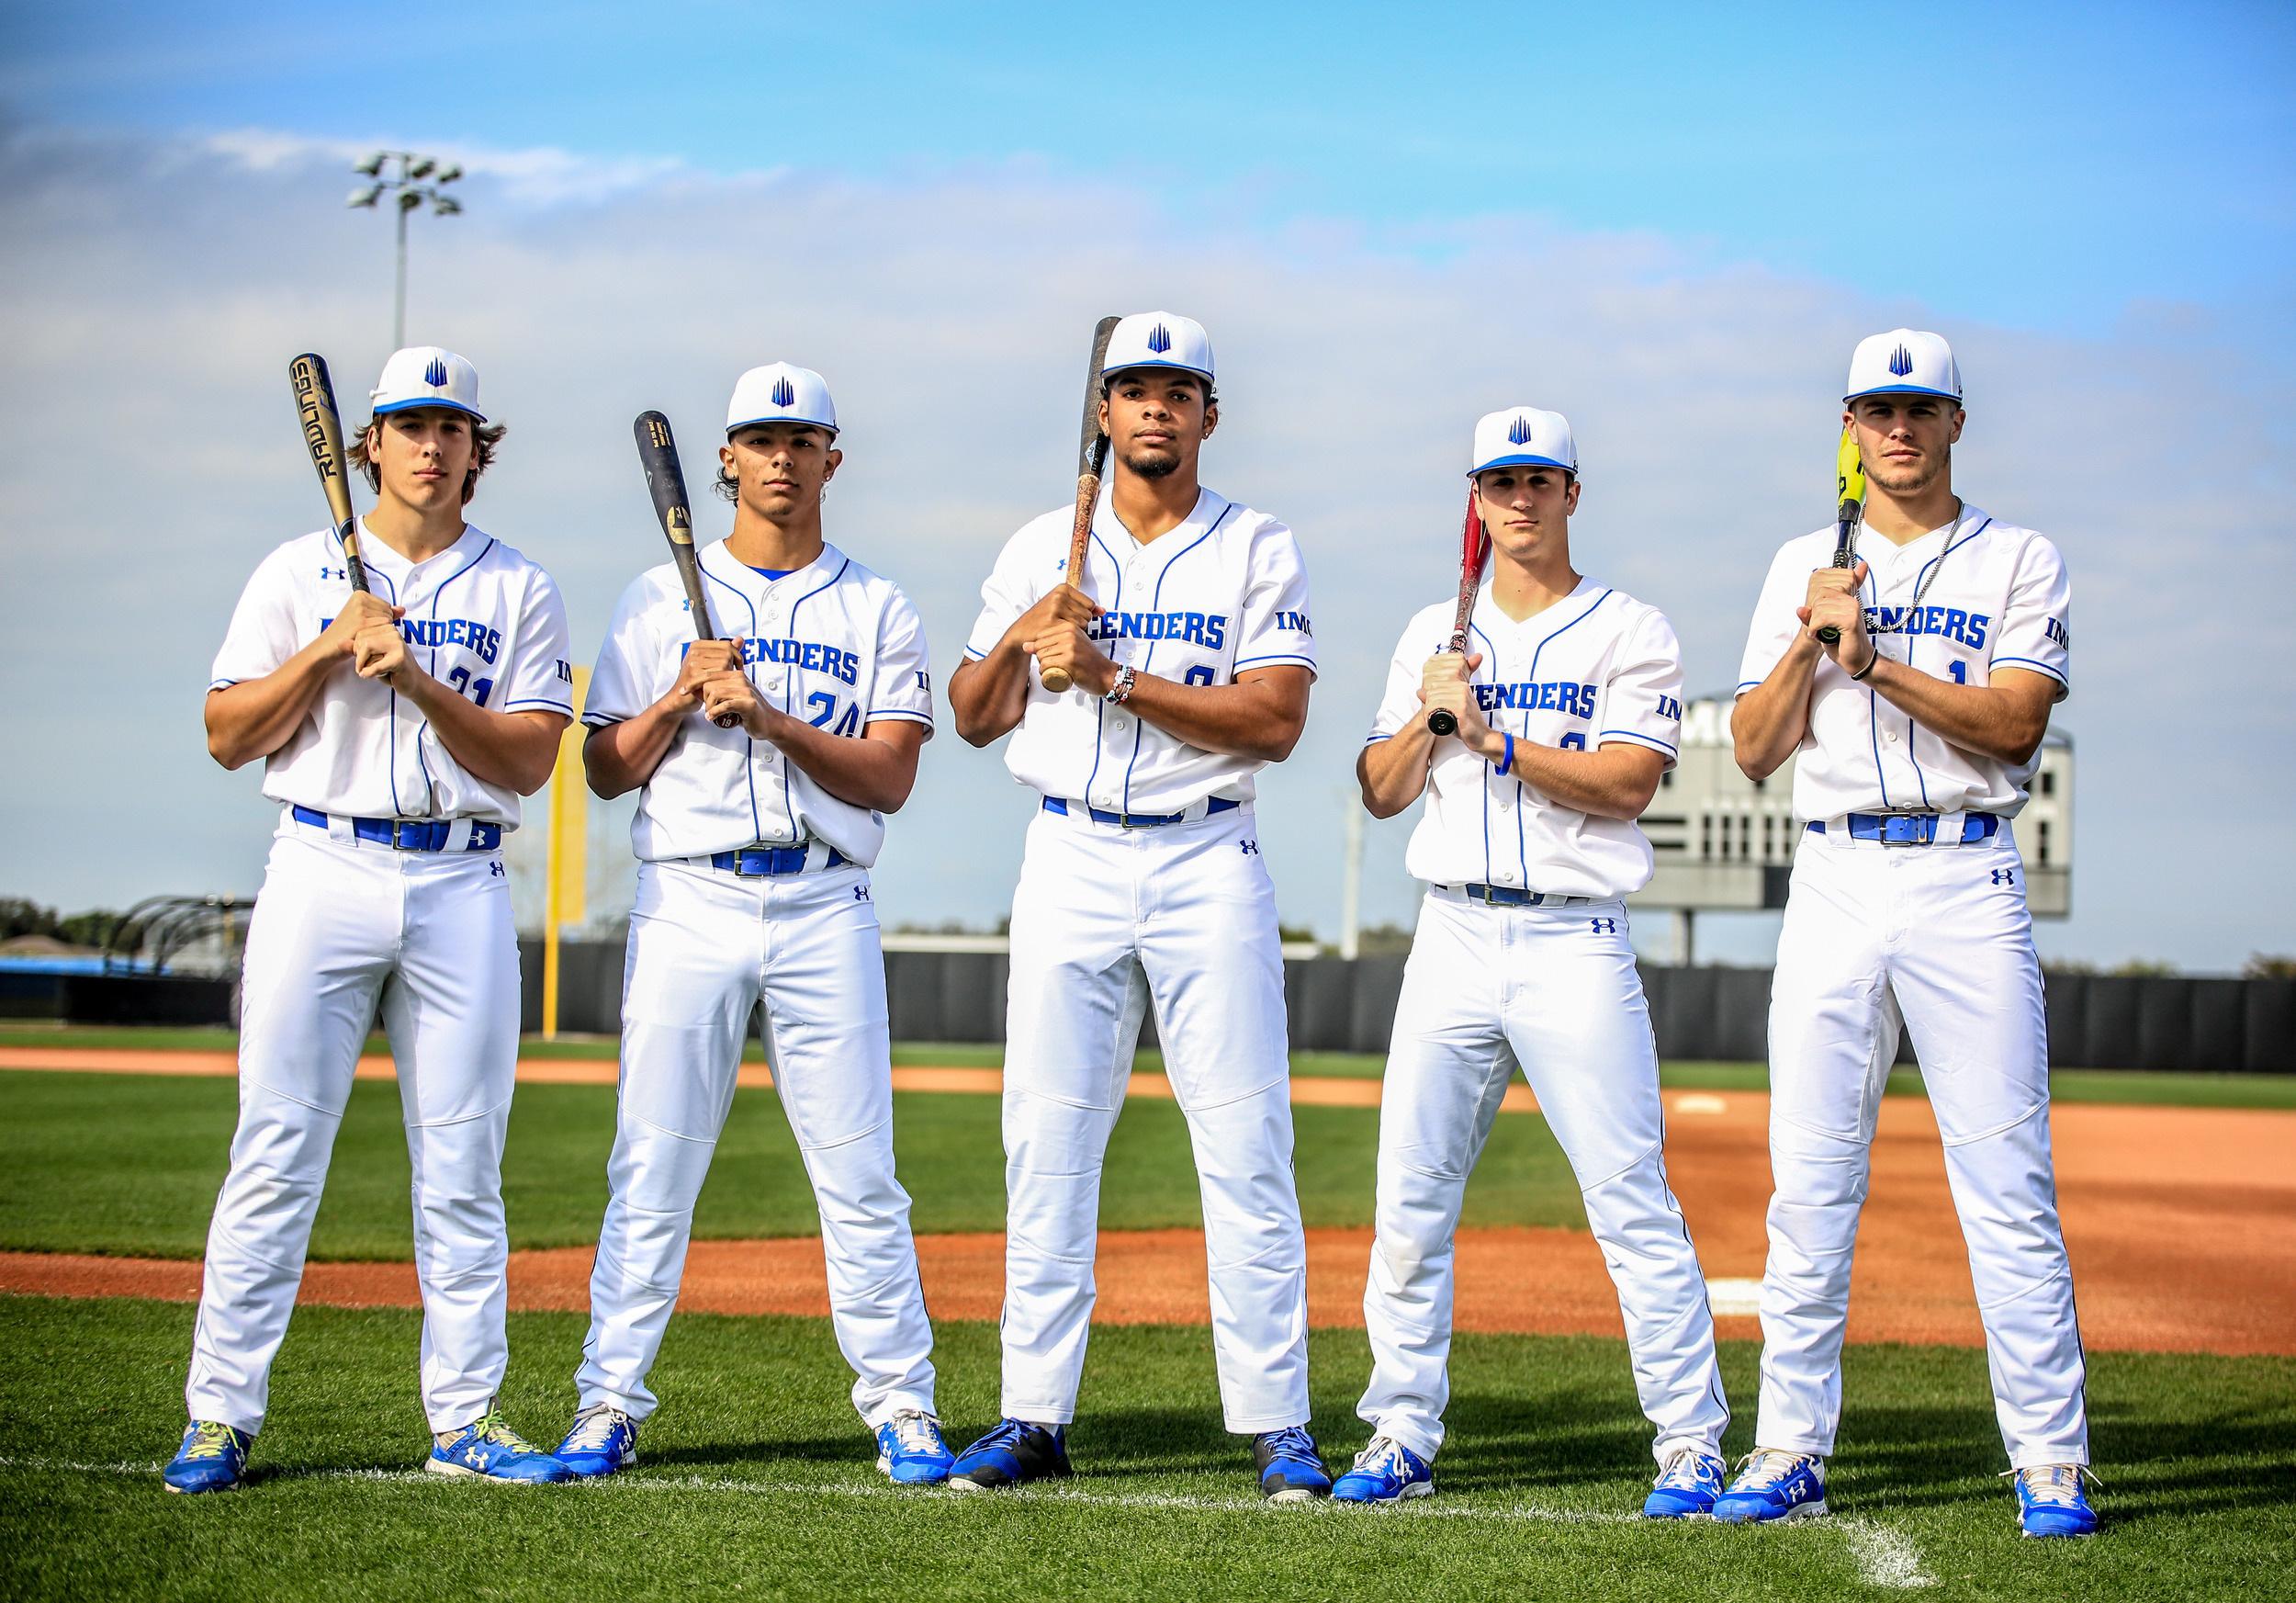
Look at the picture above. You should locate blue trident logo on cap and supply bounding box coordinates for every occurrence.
[1888,344,1914,378]
[771,376,795,407]
[423,357,448,387]
[1508,415,1535,446]
[1147,323,1172,355]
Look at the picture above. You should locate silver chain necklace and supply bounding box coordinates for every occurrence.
[1859,503,1966,636]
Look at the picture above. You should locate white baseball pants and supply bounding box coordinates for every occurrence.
[575,858,937,1428]
[187,823,520,1435]
[1357,889,1730,1464]
[1756,828,2088,1468]
[999,802,1311,1433]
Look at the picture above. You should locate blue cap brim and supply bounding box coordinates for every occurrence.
[1469,452,1576,476]
[374,398,487,423]
[1843,384,1960,402]
[726,414,838,436]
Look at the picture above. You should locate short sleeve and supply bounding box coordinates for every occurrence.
[1365,620,1428,745]
[1596,609,1685,769]
[584,577,663,728]
[1986,535,2071,701]
[1736,545,1807,696]
[208,548,302,691]
[867,588,936,734]
[497,568,575,717]
[1232,521,1317,676]
[963,528,1042,660]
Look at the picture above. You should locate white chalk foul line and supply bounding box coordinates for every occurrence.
[1,1455,1934,1588]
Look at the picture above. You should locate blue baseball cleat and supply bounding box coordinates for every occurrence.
[1644,1448,1727,1518]
[875,1409,955,1484]
[555,1405,638,1479]
[1712,1450,1828,1523]
[948,1418,1071,1491]
[163,1420,252,1495]
[2009,1464,2099,1539]
[1331,1436,1435,1505]
[1253,1425,1331,1503]
[428,1410,577,1484]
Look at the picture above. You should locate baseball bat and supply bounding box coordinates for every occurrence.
[1039,314,1122,695]
[1426,486,1490,736]
[288,354,369,593]
[633,411,741,728]
[1814,423,1867,645]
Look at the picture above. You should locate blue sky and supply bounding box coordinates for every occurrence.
[1,2,2290,969]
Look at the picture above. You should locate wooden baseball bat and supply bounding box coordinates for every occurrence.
[1426,486,1490,736]
[1815,423,1867,645]
[1039,314,1122,695]
[288,353,369,593]
[633,411,741,728]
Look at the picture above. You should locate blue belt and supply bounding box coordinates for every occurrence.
[292,805,500,852]
[1459,885,1592,908]
[708,844,847,876]
[1809,812,2000,846]
[1041,796,1241,829]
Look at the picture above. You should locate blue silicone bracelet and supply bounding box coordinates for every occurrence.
[1496,732,1514,776]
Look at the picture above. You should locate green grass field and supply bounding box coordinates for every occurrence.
[2,1295,2290,1602]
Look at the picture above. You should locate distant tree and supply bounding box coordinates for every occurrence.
[2245,954,2296,980]
[0,898,62,942]
[1277,923,1319,946]
[2109,958,2179,977]
[2041,958,2097,976]
[57,910,127,949]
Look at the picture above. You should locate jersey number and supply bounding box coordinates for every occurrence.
[807,691,861,738]
[1559,732,1585,751]
[1948,660,1967,684]
[1184,665,1215,687]
[445,666,494,707]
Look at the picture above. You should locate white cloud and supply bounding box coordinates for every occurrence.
[2,120,2289,970]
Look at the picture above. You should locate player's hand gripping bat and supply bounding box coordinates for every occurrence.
[1039,315,1122,694]
[289,354,370,593]
[634,412,742,728]
[1425,487,1491,736]
[1814,423,1867,645]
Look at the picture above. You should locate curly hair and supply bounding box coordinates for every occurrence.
[349,415,507,506]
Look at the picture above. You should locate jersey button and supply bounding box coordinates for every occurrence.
[1495,869,1518,885]
[1885,731,1899,744]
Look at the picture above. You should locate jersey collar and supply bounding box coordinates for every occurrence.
[697,536,845,600]
[1092,482,1231,553]
[348,517,483,577]
[1475,572,1595,633]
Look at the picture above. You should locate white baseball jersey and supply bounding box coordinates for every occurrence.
[1736,503,2071,820]
[1364,579,1683,899]
[585,539,934,867]
[962,485,1315,813]
[208,521,574,826]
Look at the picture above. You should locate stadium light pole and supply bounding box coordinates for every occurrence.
[346,151,465,349]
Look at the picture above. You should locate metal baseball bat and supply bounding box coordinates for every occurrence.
[1039,314,1121,695]
[1815,423,1867,646]
[1426,486,1489,736]
[633,411,742,728]
[289,354,369,593]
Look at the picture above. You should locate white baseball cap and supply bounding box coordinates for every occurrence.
[1844,329,1963,403]
[726,362,838,435]
[1102,311,1215,383]
[1469,407,1579,479]
[371,346,485,421]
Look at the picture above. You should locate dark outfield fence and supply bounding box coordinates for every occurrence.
[14,947,2292,1075]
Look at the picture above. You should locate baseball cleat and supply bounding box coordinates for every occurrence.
[948,1418,1071,1491]
[163,1420,252,1495]
[1643,1447,1727,1518]
[555,1404,638,1479]
[875,1409,956,1485]
[2008,1463,2099,1539]
[428,1410,577,1484]
[1712,1450,1828,1523]
[1252,1425,1331,1503]
[1330,1436,1435,1505]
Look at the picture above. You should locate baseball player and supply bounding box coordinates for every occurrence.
[550,364,951,1486]
[1716,330,2096,1538]
[1338,408,1730,1514]
[943,312,1328,1502]
[167,347,575,1494]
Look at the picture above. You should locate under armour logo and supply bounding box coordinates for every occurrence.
[1239,839,1258,855]
[1888,344,1914,378]
[319,564,346,581]
[489,861,505,877]
[423,356,448,387]
[1508,414,1535,446]
[1991,868,2016,886]
[1147,322,1172,355]
[771,376,795,407]
[1590,917,1618,934]
[854,884,872,901]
